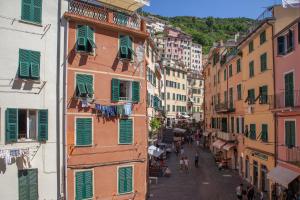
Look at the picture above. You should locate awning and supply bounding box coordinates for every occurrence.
[203,131,210,137]
[211,131,217,137]
[173,128,187,134]
[148,145,164,158]
[267,166,300,188]
[212,140,226,149]
[223,143,236,151]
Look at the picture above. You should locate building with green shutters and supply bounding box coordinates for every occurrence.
[64,0,149,199]
[0,0,68,199]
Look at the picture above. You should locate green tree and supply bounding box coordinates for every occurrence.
[150,118,162,139]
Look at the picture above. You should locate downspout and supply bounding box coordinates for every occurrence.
[56,0,62,199]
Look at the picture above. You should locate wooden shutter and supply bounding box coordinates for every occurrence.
[83,74,93,96]
[75,171,84,200]
[111,78,120,101]
[119,119,133,144]
[5,108,18,143]
[28,169,38,200]
[77,25,87,51]
[249,61,254,77]
[18,170,29,200]
[285,121,295,148]
[76,74,88,96]
[237,59,241,73]
[119,35,129,58]
[38,110,48,142]
[86,26,96,49]
[132,81,140,103]
[30,50,40,79]
[21,0,32,22]
[277,36,285,55]
[84,171,93,199]
[76,171,93,199]
[19,49,30,78]
[125,167,133,193]
[237,84,241,100]
[32,0,42,23]
[261,124,268,142]
[118,167,133,194]
[285,72,294,107]
[76,118,92,146]
[18,169,38,200]
[260,53,267,72]
[250,124,256,140]
[259,85,268,104]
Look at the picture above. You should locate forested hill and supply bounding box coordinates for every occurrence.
[145,13,254,54]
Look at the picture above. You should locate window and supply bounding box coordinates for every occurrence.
[231,117,234,133]
[277,36,285,55]
[260,53,267,72]
[224,69,227,81]
[249,41,254,53]
[172,93,175,100]
[172,105,175,112]
[77,25,96,53]
[18,49,40,79]
[21,0,42,24]
[167,105,170,112]
[18,169,38,200]
[5,108,48,143]
[119,35,133,60]
[259,85,268,104]
[224,91,228,104]
[237,84,242,100]
[247,89,255,105]
[285,121,295,148]
[119,119,133,144]
[285,72,294,107]
[111,79,140,103]
[229,88,233,109]
[177,71,180,77]
[217,71,220,83]
[76,118,92,146]
[76,74,94,98]
[261,124,268,142]
[75,170,93,200]
[287,30,294,53]
[237,59,241,73]
[249,124,256,140]
[173,70,175,76]
[167,92,170,100]
[260,31,266,45]
[118,166,133,194]
[249,61,254,78]
[166,69,170,75]
[182,84,185,90]
[229,64,232,77]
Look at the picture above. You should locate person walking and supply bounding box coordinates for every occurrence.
[247,185,255,200]
[180,147,185,156]
[194,153,199,168]
[235,183,243,200]
[184,157,189,173]
[259,190,264,200]
[179,157,184,171]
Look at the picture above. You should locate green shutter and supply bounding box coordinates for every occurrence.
[76,118,92,146]
[229,65,232,77]
[260,53,267,72]
[250,124,256,140]
[5,108,18,143]
[32,0,42,23]
[76,171,93,200]
[261,124,268,142]
[285,72,294,107]
[119,119,133,144]
[259,85,268,104]
[224,69,227,80]
[119,167,133,194]
[249,61,254,77]
[76,74,93,96]
[30,50,40,79]
[285,121,295,148]
[77,25,87,51]
[237,84,242,100]
[111,78,120,101]
[120,35,131,59]
[19,49,30,78]
[132,81,140,103]
[260,31,266,44]
[38,110,48,142]
[21,0,32,22]
[278,36,285,55]
[237,59,241,73]
[86,26,96,48]
[18,169,38,200]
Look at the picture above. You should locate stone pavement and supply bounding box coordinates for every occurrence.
[149,143,243,200]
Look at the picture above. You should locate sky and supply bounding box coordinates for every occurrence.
[144,0,283,19]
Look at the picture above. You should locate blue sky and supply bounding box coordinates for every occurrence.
[144,0,282,19]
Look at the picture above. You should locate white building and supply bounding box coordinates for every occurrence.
[190,43,203,71]
[0,0,66,199]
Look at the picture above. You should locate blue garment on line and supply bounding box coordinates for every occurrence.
[124,103,132,116]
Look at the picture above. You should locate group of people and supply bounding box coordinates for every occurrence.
[236,183,263,200]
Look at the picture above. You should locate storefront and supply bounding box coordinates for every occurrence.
[222,143,237,169]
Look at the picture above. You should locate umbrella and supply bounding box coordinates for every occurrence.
[148,145,163,158]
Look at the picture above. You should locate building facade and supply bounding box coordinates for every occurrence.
[0,0,66,199]
[63,0,149,199]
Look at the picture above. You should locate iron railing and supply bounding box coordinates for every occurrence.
[284,146,300,165]
[273,90,300,109]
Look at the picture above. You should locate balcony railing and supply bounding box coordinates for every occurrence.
[68,0,142,31]
[217,131,237,141]
[215,102,235,113]
[274,90,300,109]
[280,146,300,165]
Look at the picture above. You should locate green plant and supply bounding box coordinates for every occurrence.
[149,118,162,138]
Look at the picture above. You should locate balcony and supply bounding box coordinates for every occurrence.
[279,146,300,166]
[273,90,300,110]
[217,131,237,141]
[215,102,235,113]
[97,0,149,12]
[65,1,147,34]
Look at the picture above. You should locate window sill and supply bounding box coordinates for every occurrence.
[19,20,43,27]
[75,145,93,147]
[76,50,95,56]
[17,139,39,143]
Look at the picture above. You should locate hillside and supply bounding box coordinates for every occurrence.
[144,13,254,54]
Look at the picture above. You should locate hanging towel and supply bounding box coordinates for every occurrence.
[117,105,124,116]
[95,104,101,111]
[5,151,11,165]
[124,103,132,116]
[81,99,89,108]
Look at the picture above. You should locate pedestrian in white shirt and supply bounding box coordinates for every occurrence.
[184,157,189,173]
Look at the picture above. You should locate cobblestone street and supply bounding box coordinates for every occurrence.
[149,143,242,200]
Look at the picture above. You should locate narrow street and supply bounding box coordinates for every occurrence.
[149,143,242,200]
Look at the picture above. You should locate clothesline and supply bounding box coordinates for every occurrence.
[0,145,40,151]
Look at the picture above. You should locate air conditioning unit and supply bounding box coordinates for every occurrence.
[247,106,254,114]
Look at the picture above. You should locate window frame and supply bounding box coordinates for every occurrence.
[76,24,96,54]
[17,109,38,141]
[118,118,134,145]
[75,117,93,147]
[75,73,94,99]
[74,169,94,200]
[117,165,134,195]
[248,40,254,53]
[118,34,134,61]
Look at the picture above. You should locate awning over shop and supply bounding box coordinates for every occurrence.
[212,140,226,149]
[203,131,210,137]
[223,143,236,151]
[211,131,217,137]
[148,145,164,158]
[267,166,300,188]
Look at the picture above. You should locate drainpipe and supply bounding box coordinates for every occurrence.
[56,0,62,199]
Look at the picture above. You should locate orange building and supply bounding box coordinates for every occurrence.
[63,0,149,199]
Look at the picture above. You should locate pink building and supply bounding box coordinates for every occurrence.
[271,18,300,194]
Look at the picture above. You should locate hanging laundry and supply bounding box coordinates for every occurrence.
[124,103,132,116]
[5,151,11,165]
[95,104,101,111]
[117,105,124,116]
[81,98,89,108]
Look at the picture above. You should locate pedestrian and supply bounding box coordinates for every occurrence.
[194,153,199,168]
[180,147,184,156]
[259,190,264,200]
[184,157,189,173]
[196,140,200,147]
[247,185,255,200]
[179,157,184,171]
[236,183,243,200]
